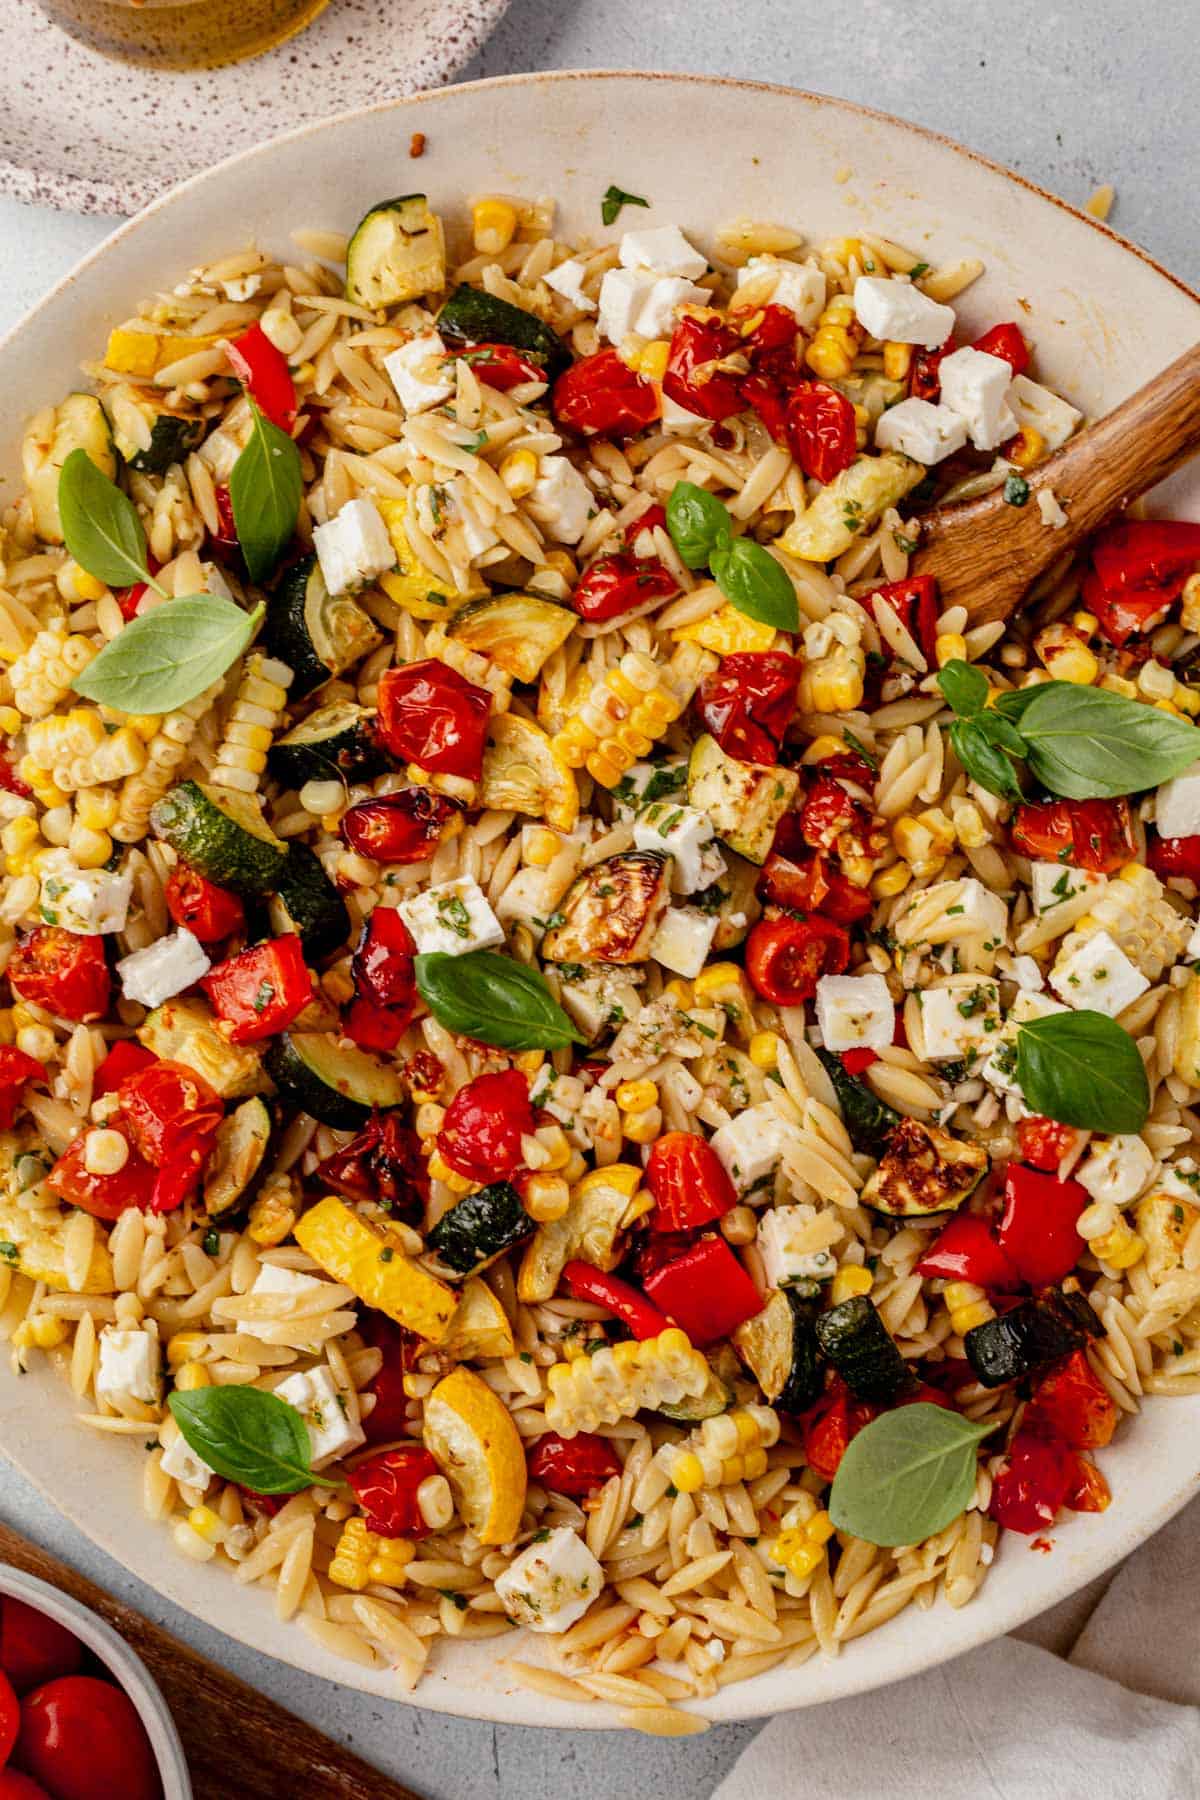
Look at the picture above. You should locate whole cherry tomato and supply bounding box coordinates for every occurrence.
[14,1676,160,1800]
[1015,1114,1081,1172]
[164,865,245,944]
[317,1113,428,1217]
[988,1431,1075,1535]
[46,1121,157,1222]
[0,1772,53,1798]
[529,1431,622,1497]
[800,1377,878,1476]
[662,315,744,422]
[117,1061,222,1168]
[8,930,109,1023]
[756,849,873,926]
[0,1599,81,1697]
[552,348,659,438]
[436,1068,533,1183]
[0,1668,18,1765]
[351,905,417,1015]
[1011,797,1135,875]
[226,322,297,430]
[644,1130,737,1233]
[346,1447,440,1539]
[909,331,954,402]
[457,342,549,391]
[745,915,850,1006]
[0,1049,43,1131]
[1022,1349,1118,1449]
[572,551,677,623]
[695,652,800,765]
[784,382,857,484]
[972,322,1030,374]
[1149,831,1200,883]
[377,661,492,781]
[201,934,313,1044]
[340,790,460,864]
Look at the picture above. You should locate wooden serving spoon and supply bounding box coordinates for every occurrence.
[910,340,1200,625]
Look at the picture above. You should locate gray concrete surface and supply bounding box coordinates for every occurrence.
[0,2,1196,1792]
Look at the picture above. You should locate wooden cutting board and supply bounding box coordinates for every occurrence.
[0,1522,422,1800]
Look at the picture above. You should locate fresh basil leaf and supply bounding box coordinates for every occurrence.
[229,402,303,584]
[601,185,651,227]
[936,658,989,718]
[1016,1009,1149,1134]
[169,1385,334,1495]
[1017,681,1200,800]
[991,685,1044,723]
[974,709,1028,757]
[829,1403,998,1547]
[950,717,1024,804]
[415,951,584,1051]
[709,537,799,632]
[665,480,731,570]
[73,595,263,713]
[58,449,153,591]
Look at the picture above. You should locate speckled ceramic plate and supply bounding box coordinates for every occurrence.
[2,72,1199,1727]
[0,0,510,215]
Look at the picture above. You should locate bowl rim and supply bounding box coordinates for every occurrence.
[0,1562,192,1796]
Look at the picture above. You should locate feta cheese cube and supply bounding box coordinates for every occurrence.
[96,1328,161,1410]
[1031,860,1106,932]
[494,1526,605,1633]
[598,267,656,345]
[1006,374,1083,452]
[1155,760,1200,840]
[618,224,707,280]
[955,878,1010,949]
[874,397,967,465]
[1010,989,1067,1025]
[252,1263,327,1300]
[274,1365,365,1471]
[757,1204,837,1288]
[736,256,826,330]
[635,275,708,341]
[852,276,957,349]
[1010,954,1045,991]
[558,969,643,1042]
[312,496,395,596]
[38,851,132,936]
[815,972,895,1053]
[1077,1134,1156,1207]
[160,1431,213,1492]
[938,347,1017,451]
[1049,930,1149,1017]
[397,877,504,957]
[711,1101,790,1196]
[543,257,597,313]
[383,332,454,413]
[634,801,716,892]
[649,906,719,978]
[917,976,1003,1062]
[116,929,210,1010]
[526,455,594,545]
[1158,1160,1200,1205]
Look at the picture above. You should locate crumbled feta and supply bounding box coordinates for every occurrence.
[1077,1135,1156,1207]
[38,851,132,936]
[558,969,644,1041]
[96,1328,161,1410]
[1155,761,1200,840]
[757,1204,837,1288]
[636,275,708,341]
[397,877,504,957]
[634,801,716,892]
[116,929,210,1010]
[222,273,262,303]
[951,878,1010,949]
[735,256,826,330]
[1006,374,1083,451]
[917,976,1003,1061]
[1010,989,1067,1025]
[618,224,708,280]
[1158,1160,1200,1205]
[979,989,1066,1100]
[160,1431,213,1492]
[1030,860,1106,932]
[543,257,597,313]
[528,1070,587,1129]
[1037,489,1069,530]
[852,276,956,349]
[815,971,895,1053]
[1049,930,1149,1018]
[648,906,719,979]
[1010,954,1045,991]
[597,267,705,345]
[313,496,396,595]
[526,456,594,544]
[274,1365,365,1470]
[874,397,967,465]
[711,1101,790,1196]
[494,1526,605,1633]
[383,332,455,413]
[938,347,1017,451]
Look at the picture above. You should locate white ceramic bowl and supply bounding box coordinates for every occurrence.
[0,1564,191,1795]
[2,72,1199,1728]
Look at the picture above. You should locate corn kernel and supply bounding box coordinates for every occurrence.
[1008,425,1046,469]
[623,1106,662,1146]
[83,1127,129,1176]
[188,1505,228,1545]
[616,1079,659,1113]
[663,980,693,1008]
[1100,673,1139,699]
[69,826,113,869]
[634,340,670,382]
[523,826,560,868]
[500,449,538,498]
[1035,623,1098,686]
[75,788,119,831]
[831,1265,873,1304]
[944,1280,995,1335]
[935,632,968,668]
[672,1452,705,1494]
[749,1031,780,1070]
[871,861,912,899]
[127,714,163,741]
[882,341,914,381]
[1092,1221,1146,1271]
[427,1151,475,1196]
[472,198,518,256]
[174,1360,211,1391]
[14,1315,69,1351]
[1176,681,1200,717]
[168,1332,208,1368]
[1071,611,1098,638]
[0,708,20,736]
[522,1173,571,1222]
[1138,659,1178,702]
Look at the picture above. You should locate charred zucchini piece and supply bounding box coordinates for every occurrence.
[861,1117,988,1219]
[108,385,207,474]
[687,734,800,865]
[267,702,393,788]
[426,1180,534,1277]
[346,195,446,307]
[437,284,570,381]
[264,553,383,698]
[448,592,576,684]
[150,780,287,895]
[815,1048,901,1157]
[815,1295,914,1404]
[965,1289,1100,1389]
[734,1286,823,1412]
[202,1096,271,1221]
[266,844,350,959]
[265,1032,404,1129]
[543,850,671,964]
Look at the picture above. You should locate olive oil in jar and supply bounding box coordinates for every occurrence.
[35,0,332,70]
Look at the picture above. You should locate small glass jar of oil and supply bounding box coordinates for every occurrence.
[35,0,332,70]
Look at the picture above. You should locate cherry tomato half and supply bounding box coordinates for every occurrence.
[572,551,677,623]
[8,930,109,1023]
[117,1061,223,1168]
[0,1049,43,1132]
[745,915,850,1006]
[356,1314,414,1445]
[14,1676,159,1800]
[377,661,492,781]
[436,1069,533,1184]
[1022,1350,1118,1450]
[756,849,873,926]
[663,315,744,422]
[346,1447,439,1539]
[0,1600,81,1699]
[164,865,245,944]
[1015,1114,1081,1172]
[988,1431,1075,1535]
[800,1377,878,1478]
[694,652,800,766]
[909,332,954,403]
[1011,797,1135,875]
[317,1113,428,1217]
[340,790,460,865]
[47,1121,157,1222]
[784,382,857,485]
[528,1431,622,1497]
[552,348,659,439]
[457,343,549,391]
[972,322,1030,375]
[92,1040,155,1100]
[644,1130,737,1233]
[1149,831,1200,884]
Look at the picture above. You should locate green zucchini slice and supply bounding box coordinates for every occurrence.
[109,385,207,474]
[964,1289,1100,1389]
[28,393,116,543]
[266,845,350,960]
[264,1031,405,1130]
[734,1287,823,1412]
[816,1048,901,1158]
[687,734,801,866]
[346,195,446,308]
[437,284,571,381]
[861,1117,988,1219]
[542,851,671,964]
[264,553,383,698]
[426,1180,533,1276]
[267,702,393,788]
[203,1096,272,1221]
[814,1296,913,1404]
[150,781,288,896]
[448,593,575,684]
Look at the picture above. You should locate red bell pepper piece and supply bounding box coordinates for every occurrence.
[117,1059,222,1168]
[225,322,297,431]
[1148,831,1200,884]
[0,1048,43,1131]
[971,322,1030,374]
[800,1376,878,1478]
[528,1430,623,1498]
[909,332,954,402]
[341,790,459,866]
[996,1163,1087,1287]
[357,1315,414,1444]
[8,928,109,1023]
[1015,1114,1082,1173]
[1081,569,1174,648]
[114,552,160,623]
[164,863,246,944]
[645,1131,737,1233]
[694,652,801,766]
[988,1430,1075,1534]
[561,1261,671,1341]
[552,347,659,438]
[757,847,874,926]
[351,904,417,1021]
[1022,1349,1117,1449]
[1091,518,1200,595]
[47,1120,157,1222]
[784,382,857,484]
[92,1040,155,1099]
[839,1047,878,1076]
[641,1235,763,1346]
[201,933,313,1044]
[572,550,677,623]
[456,342,549,391]
[437,1068,533,1184]
[863,576,940,665]
[662,315,744,422]
[346,1446,439,1539]
[916,1213,1021,1290]
[317,1113,428,1216]
[745,915,850,1006]
[377,660,492,781]
[1011,797,1135,875]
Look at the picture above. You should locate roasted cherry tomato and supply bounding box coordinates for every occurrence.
[351,905,417,1016]
[756,849,873,926]
[0,1668,17,1766]
[226,321,297,430]
[996,1163,1087,1288]
[645,1130,737,1233]
[456,341,549,391]
[552,347,659,438]
[377,661,492,781]
[46,1121,157,1222]
[988,1431,1076,1535]
[1022,1349,1118,1450]
[0,1771,53,1798]
[730,301,801,369]
[436,1068,533,1184]
[971,321,1030,374]
[164,864,245,944]
[909,331,954,403]
[916,1213,1021,1290]
[346,1446,440,1539]
[745,915,849,1006]
[528,1430,623,1497]
[0,1049,43,1131]
[740,372,791,443]
[317,1113,428,1217]
[1015,1114,1081,1172]
[1011,797,1135,875]
[91,1040,155,1100]
[343,997,406,1052]
[201,933,313,1044]
[14,1676,159,1800]
[798,770,864,853]
[117,1060,222,1168]
[694,652,800,766]
[572,550,677,623]
[0,1600,81,1698]
[1081,569,1175,647]
[839,1047,878,1075]
[1064,1455,1110,1512]
[662,315,744,422]
[357,1314,415,1445]
[1149,831,1200,883]
[784,381,857,484]
[340,790,461,866]
[1091,518,1200,597]
[8,929,109,1023]
[800,1376,879,1476]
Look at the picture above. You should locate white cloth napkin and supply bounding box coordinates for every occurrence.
[714,1497,1200,1800]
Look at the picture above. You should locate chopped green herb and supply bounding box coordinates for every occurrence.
[601,185,650,227]
[1003,473,1031,508]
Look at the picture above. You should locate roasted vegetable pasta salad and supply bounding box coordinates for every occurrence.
[3,185,1200,1729]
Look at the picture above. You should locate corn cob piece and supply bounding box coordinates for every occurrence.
[1054,863,1190,984]
[551,644,716,789]
[544,1327,712,1437]
[10,629,97,720]
[111,681,223,843]
[665,1404,780,1492]
[328,1518,415,1591]
[207,654,293,798]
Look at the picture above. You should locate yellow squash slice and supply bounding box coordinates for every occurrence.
[0,1192,113,1294]
[435,1276,516,1361]
[479,714,579,832]
[295,1196,456,1343]
[423,1366,527,1544]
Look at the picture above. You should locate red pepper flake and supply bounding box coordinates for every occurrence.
[1030,1537,1054,1554]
